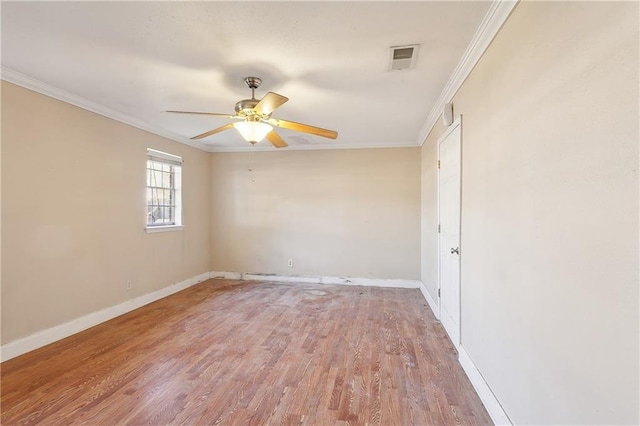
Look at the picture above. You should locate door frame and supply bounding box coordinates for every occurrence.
[437,115,462,348]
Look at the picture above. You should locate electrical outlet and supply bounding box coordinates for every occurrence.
[126,281,132,290]
[287,259,294,268]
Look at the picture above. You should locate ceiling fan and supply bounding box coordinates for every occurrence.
[167,77,338,148]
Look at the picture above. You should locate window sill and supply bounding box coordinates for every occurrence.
[145,225,184,233]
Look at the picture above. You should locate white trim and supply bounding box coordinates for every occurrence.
[0,272,423,361]
[147,148,183,164]
[145,225,184,233]
[0,272,210,362]
[205,141,421,153]
[419,280,511,425]
[439,116,462,142]
[319,276,419,288]
[0,67,205,152]
[210,271,243,280]
[459,345,512,425]
[417,0,518,146]
[1,269,511,426]
[419,282,439,319]
[0,68,419,153]
[209,271,421,288]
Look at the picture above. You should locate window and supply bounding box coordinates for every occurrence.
[146,149,183,232]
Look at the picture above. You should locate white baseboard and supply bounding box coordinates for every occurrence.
[458,345,512,425]
[419,282,439,319]
[1,272,210,362]
[417,285,510,425]
[210,271,243,280]
[209,271,421,288]
[2,270,512,426]
[0,272,421,362]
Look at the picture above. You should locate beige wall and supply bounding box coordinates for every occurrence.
[1,82,211,344]
[1,82,421,347]
[421,2,639,424]
[210,148,421,280]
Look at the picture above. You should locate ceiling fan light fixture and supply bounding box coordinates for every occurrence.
[233,121,273,144]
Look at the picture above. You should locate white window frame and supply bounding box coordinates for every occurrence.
[145,148,184,233]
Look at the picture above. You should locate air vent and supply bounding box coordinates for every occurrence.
[389,44,420,71]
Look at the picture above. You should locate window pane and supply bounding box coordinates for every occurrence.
[148,206,157,224]
[162,171,172,188]
[152,170,163,186]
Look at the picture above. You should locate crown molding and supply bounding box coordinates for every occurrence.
[2,67,419,153]
[417,0,519,146]
[205,141,420,153]
[1,67,208,152]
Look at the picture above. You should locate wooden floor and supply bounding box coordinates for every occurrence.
[1,279,492,425]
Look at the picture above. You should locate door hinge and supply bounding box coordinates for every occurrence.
[438,288,441,298]
[437,160,440,169]
[438,224,441,233]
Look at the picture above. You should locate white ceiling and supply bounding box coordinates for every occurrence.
[1,1,493,152]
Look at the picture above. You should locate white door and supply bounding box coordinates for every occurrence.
[438,118,461,349]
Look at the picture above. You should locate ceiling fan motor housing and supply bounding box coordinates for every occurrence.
[235,99,259,115]
[236,76,262,115]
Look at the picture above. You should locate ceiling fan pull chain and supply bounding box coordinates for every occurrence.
[249,145,256,183]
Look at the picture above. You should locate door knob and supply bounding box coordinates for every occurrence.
[450,247,459,255]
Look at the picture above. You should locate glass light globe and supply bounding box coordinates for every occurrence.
[233,121,273,144]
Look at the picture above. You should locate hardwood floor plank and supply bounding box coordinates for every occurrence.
[1,279,492,425]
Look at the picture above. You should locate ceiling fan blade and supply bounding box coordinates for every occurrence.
[266,130,288,148]
[269,118,338,139]
[191,123,235,140]
[253,92,289,116]
[167,110,237,119]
